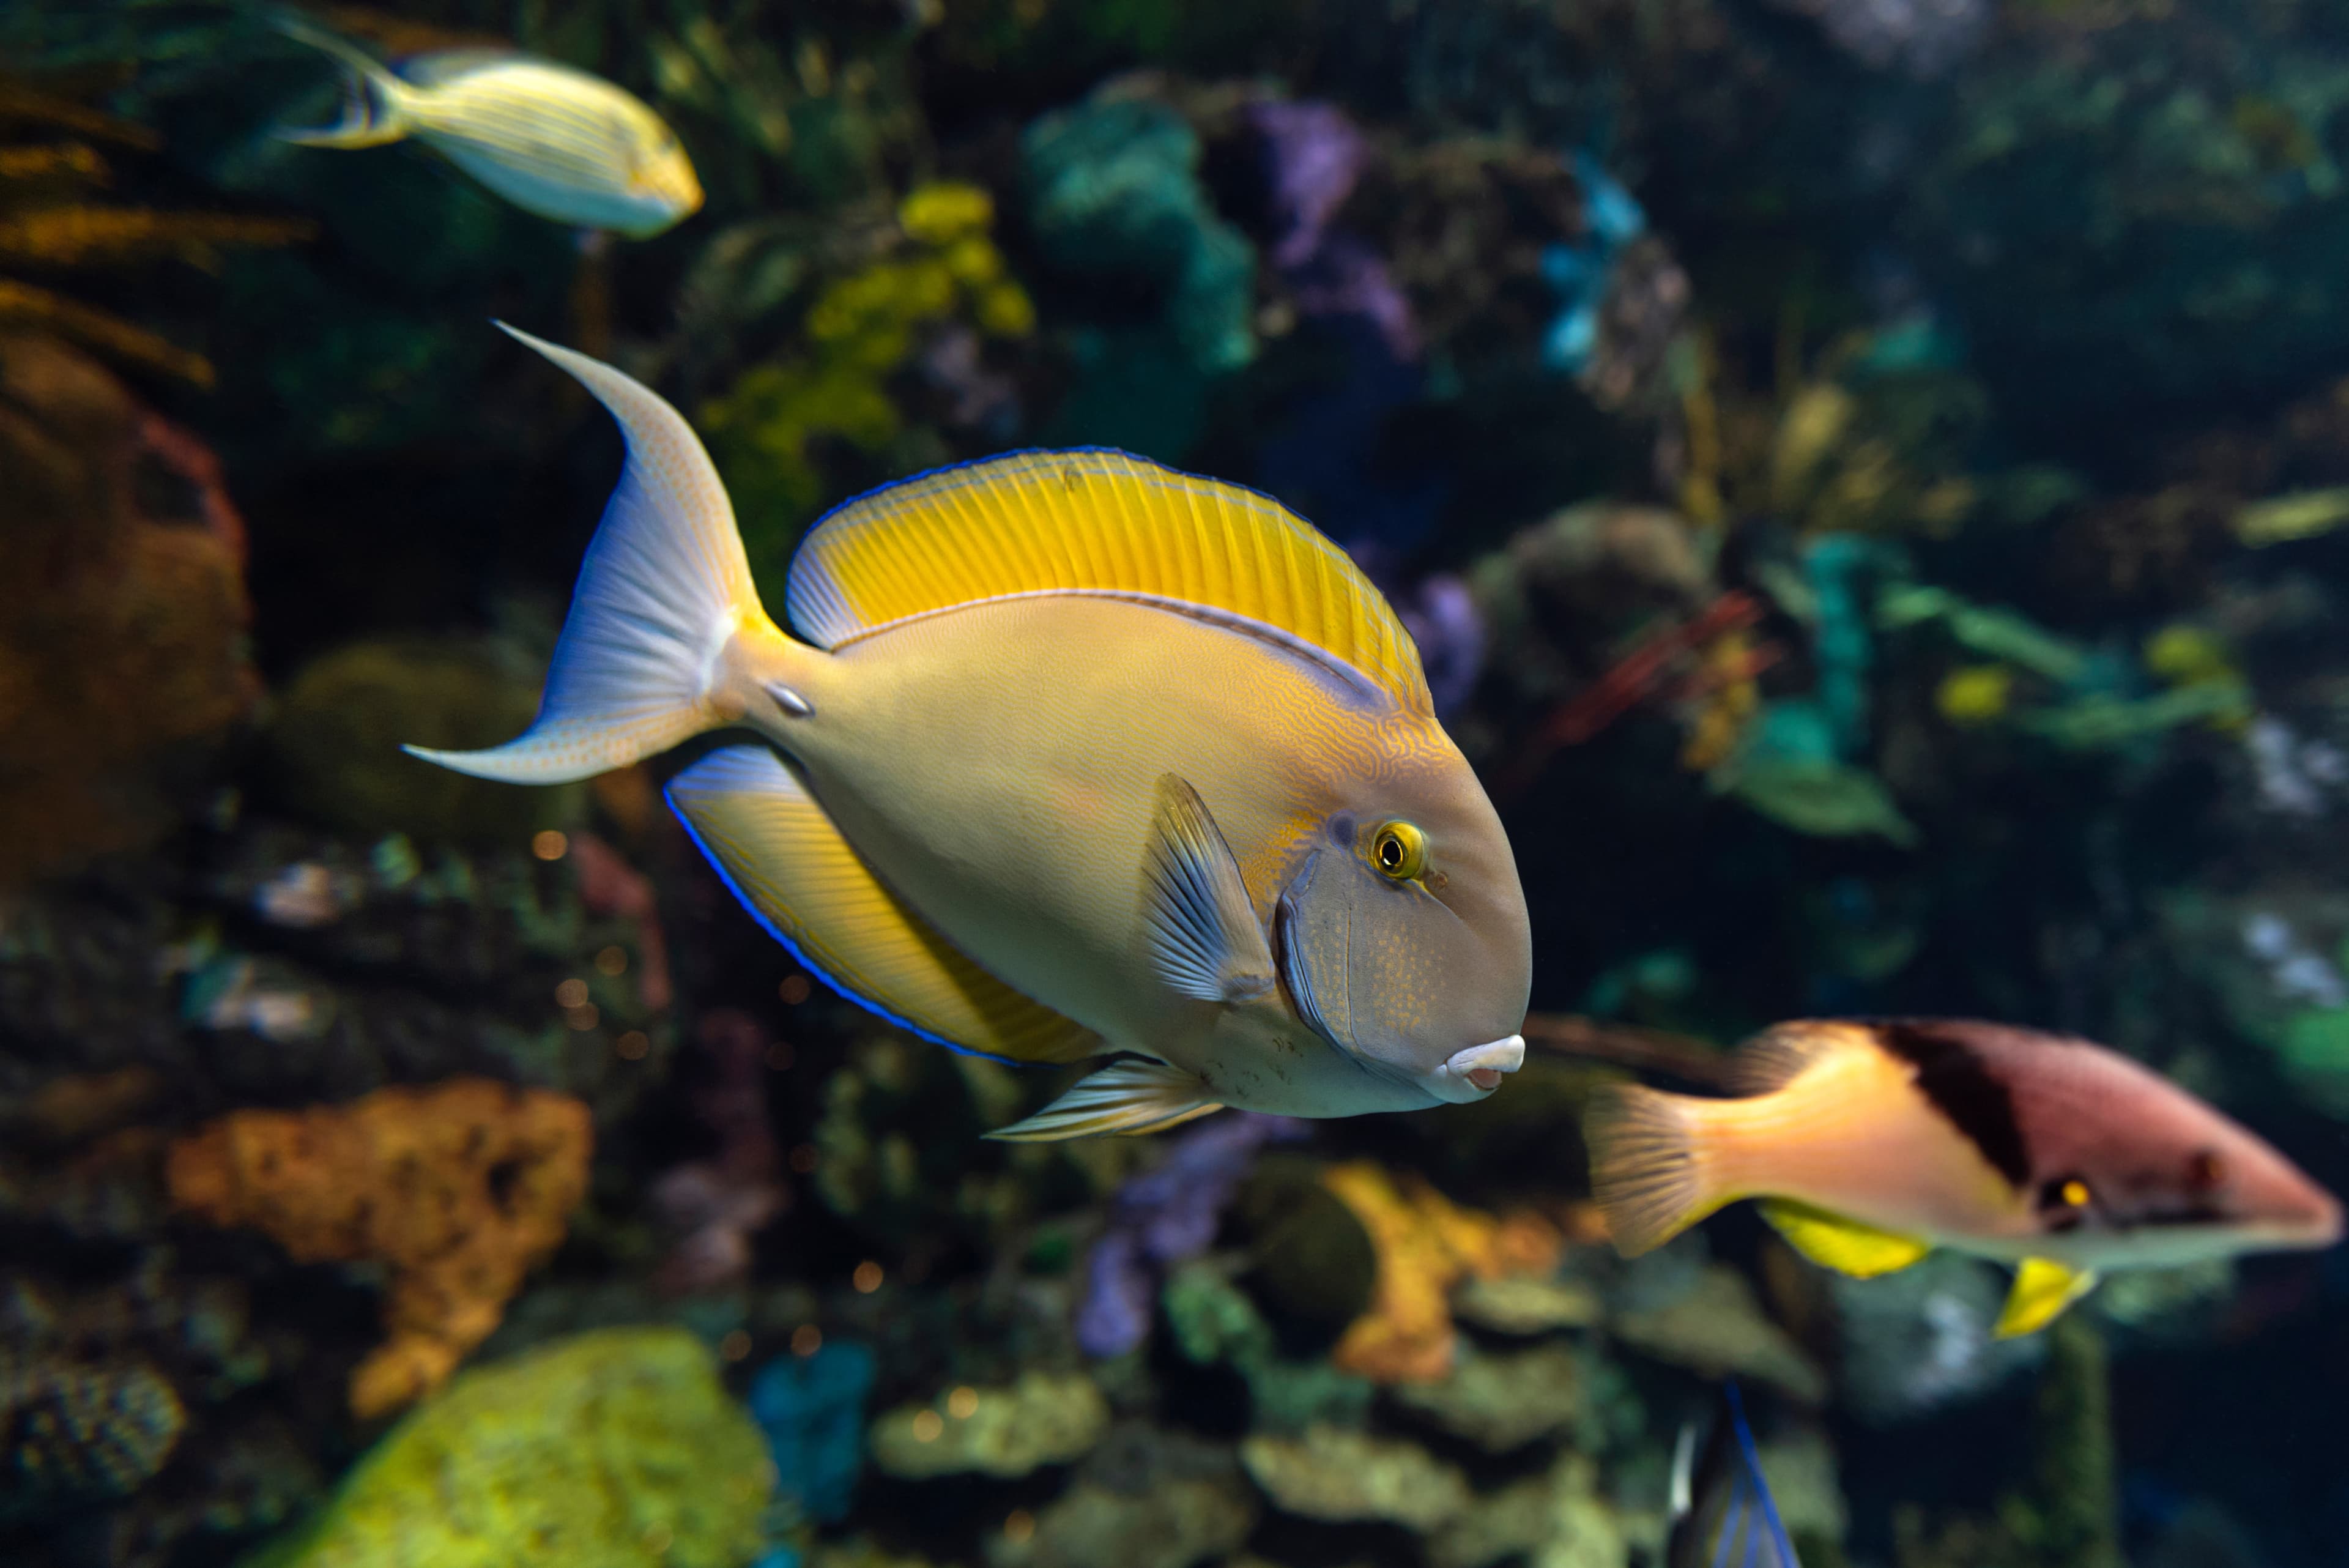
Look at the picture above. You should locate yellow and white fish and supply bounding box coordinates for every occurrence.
[1586,1018,2341,1336]
[409,327,1533,1139]
[278,26,702,238]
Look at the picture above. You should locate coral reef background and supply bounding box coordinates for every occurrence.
[1,0,2347,1566]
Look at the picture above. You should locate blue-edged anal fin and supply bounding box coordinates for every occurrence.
[1994,1257,2098,1338]
[666,744,1099,1066]
[1143,774,1278,1005]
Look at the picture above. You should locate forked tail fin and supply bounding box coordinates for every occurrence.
[274,19,414,149]
[406,325,773,783]
[1584,1080,1716,1255]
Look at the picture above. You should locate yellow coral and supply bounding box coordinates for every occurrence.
[2142,623,2251,732]
[899,180,996,245]
[1321,1162,1562,1384]
[1680,627,1763,771]
[702,180,1036,566]
[1937,664,2014,724]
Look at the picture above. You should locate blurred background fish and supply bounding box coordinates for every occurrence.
[1587,1018,2342,1334]
[1667,1383,1801,1568]
[277,21,702,237]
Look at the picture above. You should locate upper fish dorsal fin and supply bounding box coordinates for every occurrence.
[1758,1198,1930,1278]
[783,449,1434,715]
[666,743,1099,1065]
[395,48,524,87]
[1730,1020,1868,1094]
[1994,1257,2098,1338]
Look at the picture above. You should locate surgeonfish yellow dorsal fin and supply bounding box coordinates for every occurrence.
[1994,1257,2099,1338]
[666,743,1099,1066]
[1729,1020,1868,1094]
[1758,1198,1930,1278]
[782,450,1434,716]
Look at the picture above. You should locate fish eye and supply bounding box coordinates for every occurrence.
[1370,821,1428,881]
[2186,1150,2227,1193]
[2038,1173,2092,1219]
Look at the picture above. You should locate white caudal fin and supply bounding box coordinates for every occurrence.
[405,325,764,783]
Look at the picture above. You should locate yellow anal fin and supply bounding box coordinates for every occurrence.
[667,744,1098,1065]
[782,449,1432,715]
[1759,1198,1932,1278]
[986,1058,1222,1141]
[1994,1257,2098,1339]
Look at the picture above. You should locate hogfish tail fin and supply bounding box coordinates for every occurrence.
[406,325,800,784]
[1584,1080,1730,1255]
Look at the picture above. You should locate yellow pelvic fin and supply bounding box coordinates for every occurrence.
[666,744,1097,1066]
[781,449,1433,715]
[1758,1198,1931,1278]
[1994,1257,2099,1339]
[986,1058,1223,1141]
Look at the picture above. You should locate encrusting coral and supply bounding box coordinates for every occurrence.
[1319,1162,1564,1383]
[164,1079,592,1419]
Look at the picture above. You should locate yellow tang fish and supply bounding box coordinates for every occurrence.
[1586,1018,2342,1336]
[279,25,702,238]
[411,327,1533,1138]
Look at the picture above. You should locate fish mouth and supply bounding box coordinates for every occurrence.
[1428,1035,1525,1102]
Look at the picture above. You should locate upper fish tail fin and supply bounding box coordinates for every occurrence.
[274,18,414,148]
[406,325,776,784]
[1585,1080,1720,1255]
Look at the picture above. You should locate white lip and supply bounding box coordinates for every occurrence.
[1429,1035,1526,1101]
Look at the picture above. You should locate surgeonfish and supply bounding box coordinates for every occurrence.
[1666,1382,1799,1568]
[1586,1018,2342,1337]
[278,25,702,237]
[407,327,1533,1139]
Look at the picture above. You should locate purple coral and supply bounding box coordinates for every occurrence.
[1252,100,1418,361]
[1075,1113,1305,1357]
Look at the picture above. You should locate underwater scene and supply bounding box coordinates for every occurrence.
[6,0,2349,1564]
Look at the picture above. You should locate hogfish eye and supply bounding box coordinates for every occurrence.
[2039,1175,2093,1221]
[2186,1150,2227,1194]
[1370,822,1427,881]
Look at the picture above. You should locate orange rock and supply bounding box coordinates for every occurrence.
[166,1079,592,1419]
[1321,1162,1564,1384]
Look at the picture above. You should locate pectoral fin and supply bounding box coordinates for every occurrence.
[1144,775,1278,1005]
[1994,1257,2098,1338]
[985,1057,1223,1141]
[1759,1199,1932,1278]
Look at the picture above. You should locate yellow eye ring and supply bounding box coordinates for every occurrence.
[1370,821,1428,882]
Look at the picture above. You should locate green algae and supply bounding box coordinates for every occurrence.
[240,1328,773,1568]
